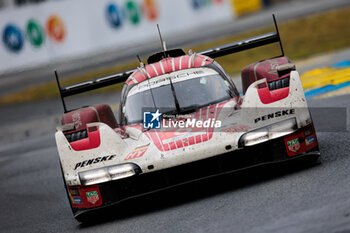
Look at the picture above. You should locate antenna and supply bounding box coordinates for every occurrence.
[137,54,144,68]
[147,78,158,112]
[137,54,157,111]
[157,24,167,59]
[272,14,284,57]
[54,70,67,113]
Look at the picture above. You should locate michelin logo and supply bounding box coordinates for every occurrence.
[143,110,162,129]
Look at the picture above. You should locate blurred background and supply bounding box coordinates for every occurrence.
[1,0,350,171]
[0,0,349,101]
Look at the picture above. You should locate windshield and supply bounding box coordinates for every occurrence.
[123,67,236,124]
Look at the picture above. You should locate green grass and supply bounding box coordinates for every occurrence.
[1,7,350,105]
[191,7,350,74]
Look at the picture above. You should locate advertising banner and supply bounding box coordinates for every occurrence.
[231,0,262,17]
[0,0,233,74]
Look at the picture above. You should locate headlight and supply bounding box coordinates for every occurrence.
[79,163,141,186]
[239,118,297,147]
[241,129,269,146]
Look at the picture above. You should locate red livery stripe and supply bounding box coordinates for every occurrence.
[126,55,214,85]
[176,140,183,148]
[195,135,202,144]
[169,141,177,150]
[189,136,195,145]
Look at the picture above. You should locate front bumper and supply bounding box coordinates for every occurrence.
[70,132,319,219]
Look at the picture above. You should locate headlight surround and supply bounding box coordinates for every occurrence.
[79,163,141,186]
[238,118,297,147]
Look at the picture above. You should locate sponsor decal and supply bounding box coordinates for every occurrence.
[46,15,66,42]
[125,0,141,25]
[129,70,207,96]
[231,0,261,16]
[69,188,80,196]
[287,138,300,153]
[125,143,150,160]
[106,3,123,28]
[254,109,295,123]
[267,60,280,75]
[192,0,223,9]
[72,196,82,204]
[72,112,82,129]
[142,0,158,21]
[106,0,159,29]
[86,191,99,204]
[26,19,45,48]
[305,135,315,146]
[2,24,24,53]
[74,155,116,170]
[2,14,65,53]
[304,127,313,137]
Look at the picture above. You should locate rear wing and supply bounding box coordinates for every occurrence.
[55,14,284,113]
[198,14,284,58]
[55,69,135,112]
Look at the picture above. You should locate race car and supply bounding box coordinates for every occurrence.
[54,16,320,221]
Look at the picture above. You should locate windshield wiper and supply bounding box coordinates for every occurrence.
[147,78,158,111]
[168,77,181,114]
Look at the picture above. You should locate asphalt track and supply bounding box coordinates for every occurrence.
[0,89,349,233]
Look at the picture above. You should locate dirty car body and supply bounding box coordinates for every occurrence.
[55,19,320,221]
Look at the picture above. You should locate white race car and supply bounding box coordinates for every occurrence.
[55,16,320,221]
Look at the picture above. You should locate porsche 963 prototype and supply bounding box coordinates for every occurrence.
[54,16,320,221]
